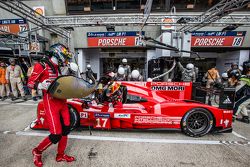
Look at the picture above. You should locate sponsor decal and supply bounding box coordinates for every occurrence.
[80,112,88,118]
[39,110,45,115]
[223,96,232,104]
[114,113,131,119]
[134,116,180,124]
[191,31,246,47]
[94,113,110,118]
[40,118,44,124]
[224,119,229,127]
[33,6,45,17]
[151,82,190,86]
[223,110,233,114]
[151,86,185,91]
[161,17,175,30]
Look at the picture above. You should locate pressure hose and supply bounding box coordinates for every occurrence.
[152,58,177,81]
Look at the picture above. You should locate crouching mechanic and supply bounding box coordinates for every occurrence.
[28,44,75,167]
[233,62,250,123]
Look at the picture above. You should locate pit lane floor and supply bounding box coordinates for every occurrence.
[0,99,250,167]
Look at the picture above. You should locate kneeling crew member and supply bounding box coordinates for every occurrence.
[28,44,75,167]
[233,62,250,123]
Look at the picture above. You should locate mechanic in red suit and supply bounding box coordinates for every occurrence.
[28,44,75,167]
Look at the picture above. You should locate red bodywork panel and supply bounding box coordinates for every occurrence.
[32,82,232,132]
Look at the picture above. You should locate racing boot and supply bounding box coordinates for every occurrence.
[56,154,75,162]
[22,96,27,101]
[1,96,7,101]
[32,148,43,167]
[11,97,18,101]
[237,116,250,124]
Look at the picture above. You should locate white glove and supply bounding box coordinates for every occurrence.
[38,79,51,90]
[68,62,78,72]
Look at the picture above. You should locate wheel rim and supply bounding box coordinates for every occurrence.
[187,111,209,133]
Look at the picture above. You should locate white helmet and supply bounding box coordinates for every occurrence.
[186,63,194,70]
[147,78,153,82]
[131,70,140,79]
[221,72,228,78]
[122,58,127,64]
[118,67,125,75]
[87,64,91,69]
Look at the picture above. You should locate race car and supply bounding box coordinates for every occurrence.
[31,81,233,137]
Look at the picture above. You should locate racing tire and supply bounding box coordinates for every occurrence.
[181,108,214,137]
[68,105,80,130]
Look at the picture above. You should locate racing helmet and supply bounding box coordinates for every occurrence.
[108,82,120,94]
[147,78,153,82]
[221,72,228,78]
[186,63,194,70]
[122,58,127,64]
[118,67,125,75]
[49,43,72,64]
[131,70,140,79]
[230,69,240,79]
[87,64,91,69]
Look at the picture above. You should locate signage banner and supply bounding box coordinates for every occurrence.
[161,17,175,30]
[0,19,28,34]
[29,42,40,53]
[191,31,246,47]
[87,31,145,47]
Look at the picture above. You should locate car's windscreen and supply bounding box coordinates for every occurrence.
[126,94,147,103]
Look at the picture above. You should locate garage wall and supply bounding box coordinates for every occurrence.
[215,50,250,74]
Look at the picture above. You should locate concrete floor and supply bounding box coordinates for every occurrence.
[0,99,250,167]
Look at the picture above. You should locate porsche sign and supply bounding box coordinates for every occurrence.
[191,31,246,47]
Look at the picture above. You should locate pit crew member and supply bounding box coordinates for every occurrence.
[178,62,196,82]
[128,69,143,81]
[118,58,131,80]
[233,62,250,123]
[6,58,27,101]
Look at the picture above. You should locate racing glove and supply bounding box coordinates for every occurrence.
[38,79,51,90]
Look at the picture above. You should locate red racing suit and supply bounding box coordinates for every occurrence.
[28,60,70,154]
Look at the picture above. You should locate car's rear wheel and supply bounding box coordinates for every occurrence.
[68,105,80,130]
[181,108,213,137]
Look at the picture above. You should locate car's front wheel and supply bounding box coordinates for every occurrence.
[181,108,214,137]
[68,105,80,130]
